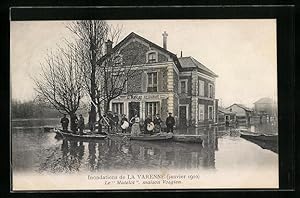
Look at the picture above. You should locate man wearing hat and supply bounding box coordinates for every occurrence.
[78,114,85,135]
[166,112,175,133]
[153,113,162,133]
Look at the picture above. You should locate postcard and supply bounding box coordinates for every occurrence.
[11,19,278,190]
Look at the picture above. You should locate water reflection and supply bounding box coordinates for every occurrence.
[36,131,217,173]
[12,122,278,174]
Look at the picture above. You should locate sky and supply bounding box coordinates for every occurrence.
[10,19,277,108]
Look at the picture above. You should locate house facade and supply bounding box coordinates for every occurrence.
[103,32,218,127]
[217,107,236,125]
[254,97,276,116]
[226,104,253,124]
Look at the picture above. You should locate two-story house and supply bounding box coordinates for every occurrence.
[102,32,218,127]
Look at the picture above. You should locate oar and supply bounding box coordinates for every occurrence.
[54,128,65,139]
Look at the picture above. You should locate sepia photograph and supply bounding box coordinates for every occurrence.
[11,19,278,190]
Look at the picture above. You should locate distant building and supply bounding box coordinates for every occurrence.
[101,32,218,127]
[217,107,236,125]
[226,104,253,124]
[254,97,276,116]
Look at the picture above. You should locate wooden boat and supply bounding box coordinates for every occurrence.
[54,129,107,140]
[239,130,278,153]
[172,134,205,144]
[129,133,173,141]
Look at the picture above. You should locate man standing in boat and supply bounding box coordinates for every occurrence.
[112,112,119,133]
[144,115,153,134]
[166,112,175,133]
[153,113,162,133]
[71,113,78,133]
[78,114,85,135]
[60,114,69,132]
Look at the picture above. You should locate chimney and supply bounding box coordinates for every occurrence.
[180,51,183,57]
[105,39,113,54]
[162,31,168,50]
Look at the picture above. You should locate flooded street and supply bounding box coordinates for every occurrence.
[11,119,278,174]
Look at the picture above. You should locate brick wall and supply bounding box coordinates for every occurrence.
[119,40,169,66]
[198,76,214,98]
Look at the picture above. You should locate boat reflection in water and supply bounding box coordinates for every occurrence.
[12,123,277,175]
[38,129,218,173]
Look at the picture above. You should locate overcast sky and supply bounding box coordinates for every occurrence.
[11,19,277,107]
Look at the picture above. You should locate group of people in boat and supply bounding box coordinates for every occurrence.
[60,111,176,136]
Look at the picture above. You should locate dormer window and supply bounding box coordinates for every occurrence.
[146,50,158,63]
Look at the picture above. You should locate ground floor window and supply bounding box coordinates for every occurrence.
[145,102,160,119]
[112,102,124,115]
[198,104,205,121]
[208,105,213,120]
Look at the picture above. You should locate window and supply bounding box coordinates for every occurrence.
[208,84,214,98]
[180,80,188,94]
[147,52,157,63]
[147,72,158,92]
[198,80,204,96]
[112,103,124,115]
[208,106,213,120]
[146,102,159,119]
[198,104,205,121]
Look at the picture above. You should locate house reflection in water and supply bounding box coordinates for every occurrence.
[40,131,218,173]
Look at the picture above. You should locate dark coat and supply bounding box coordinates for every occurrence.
[60,117,69,126]
[166,116,175,126]
[153,117,162,125]
[78,117,85,129]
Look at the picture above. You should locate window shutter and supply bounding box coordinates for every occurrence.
[141,72,147,92]
[158,70,162,92]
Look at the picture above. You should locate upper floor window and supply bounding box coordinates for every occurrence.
[208,105,214,120]
[198,104,205,121]
[147,72,158,92]
[208,83,214,98]
[146,50,158,63]
[198,80,204,96]
[179,79,188,94]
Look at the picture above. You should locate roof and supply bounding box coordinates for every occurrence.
[218,107,235,114]
[254,97,273,104]
[98,32,182,70]
[178,56,218,77]
[227,104,253,112]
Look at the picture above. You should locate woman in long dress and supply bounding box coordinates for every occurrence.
[130,115,141,136]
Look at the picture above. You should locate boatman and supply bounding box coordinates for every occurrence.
[153,113,162,133]
[78,114,85,135]
[60,114,69,132]
[166,112,175,133]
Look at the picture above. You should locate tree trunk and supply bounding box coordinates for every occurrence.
[97,104,102,133]
[104,99,111,114]
[69,113,76,132]
[89,40,97,124]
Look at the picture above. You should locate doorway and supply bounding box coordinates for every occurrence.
[128,102,140,120]
[179,105,187,127]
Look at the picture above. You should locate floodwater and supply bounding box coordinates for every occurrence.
[11,119,278,174]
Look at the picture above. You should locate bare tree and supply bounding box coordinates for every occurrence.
[96,52,140,114]
[34,45,84,131]
[66,20,109,124]
[66,21,141,133]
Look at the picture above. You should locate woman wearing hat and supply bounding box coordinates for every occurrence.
[130,114,141,136]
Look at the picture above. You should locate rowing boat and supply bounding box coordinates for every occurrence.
[239,130,278,153]
[54,129,107,140]
[129,133,173,141]
[172,134,205,144]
